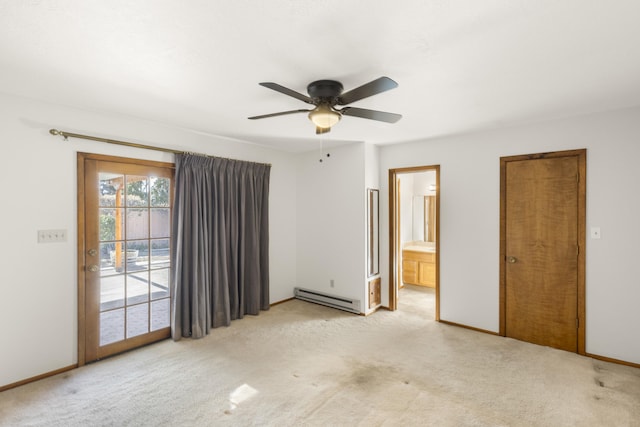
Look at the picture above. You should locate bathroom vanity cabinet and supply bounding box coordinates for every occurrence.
[402,249,435,287]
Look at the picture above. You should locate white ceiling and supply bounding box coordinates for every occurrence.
[2,1,640,152]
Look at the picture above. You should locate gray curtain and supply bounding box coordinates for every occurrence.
[171,153,270,339]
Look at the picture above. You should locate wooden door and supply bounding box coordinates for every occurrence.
[78,153,174,364]
[500,150,586,353]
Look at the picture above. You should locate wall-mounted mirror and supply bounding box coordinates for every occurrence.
[367,188,379,277]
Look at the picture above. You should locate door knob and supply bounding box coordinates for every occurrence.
[87,264,99,272]
[88,248,98,256]
[507,256,517,264]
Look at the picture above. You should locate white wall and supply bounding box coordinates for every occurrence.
[364,143,379,190]
[399,174,415,245]
[295,143,365,308]
[411,171,435,197]
[379,107,640,365]
[364,143,380,313]
[0,93,298,388]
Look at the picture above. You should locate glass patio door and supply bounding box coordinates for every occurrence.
[79,153,174,363]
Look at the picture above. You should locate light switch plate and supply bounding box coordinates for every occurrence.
[38,229,67,243]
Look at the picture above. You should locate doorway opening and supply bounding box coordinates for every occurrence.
[388,165,440,317]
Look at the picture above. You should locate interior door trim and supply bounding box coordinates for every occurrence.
[499,149,586,354]
[388,165,440,318]
[77,152,174,366]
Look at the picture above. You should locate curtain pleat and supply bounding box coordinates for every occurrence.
[171,154,270,339]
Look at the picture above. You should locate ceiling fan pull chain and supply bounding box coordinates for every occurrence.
[318,137,331,163]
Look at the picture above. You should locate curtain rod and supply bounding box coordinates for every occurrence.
[49,129,272,166]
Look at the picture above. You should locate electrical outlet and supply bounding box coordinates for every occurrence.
[38,229,67,243]
[330,279,335,288]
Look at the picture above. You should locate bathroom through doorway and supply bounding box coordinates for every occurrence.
[388,165,439,317]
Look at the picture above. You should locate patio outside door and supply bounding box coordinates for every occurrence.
[78,153,174,364]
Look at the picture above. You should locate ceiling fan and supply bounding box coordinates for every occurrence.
[248,76,402,134]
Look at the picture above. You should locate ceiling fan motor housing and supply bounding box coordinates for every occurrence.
[307,80,344,103]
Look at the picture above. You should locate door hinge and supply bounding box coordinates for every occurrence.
[576,173,579,183]
[577,245,580,256]
[576,318,579,328]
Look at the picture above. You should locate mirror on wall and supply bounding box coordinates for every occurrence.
[367,188,379,277]
[412,195,436,243]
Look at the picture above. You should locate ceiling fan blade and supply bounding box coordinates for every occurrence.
[337,77,399,105]
[341,107,402,123]
[259,82,314,104]
[316,126,331,135]
[248,109,311,120]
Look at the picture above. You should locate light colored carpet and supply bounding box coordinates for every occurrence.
[1,285,639,426]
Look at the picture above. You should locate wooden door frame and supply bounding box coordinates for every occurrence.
[499,149,586,354]
[388,165,440,318]
[77,152,174,366]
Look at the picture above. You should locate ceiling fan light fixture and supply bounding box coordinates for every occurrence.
[308,104,341,129]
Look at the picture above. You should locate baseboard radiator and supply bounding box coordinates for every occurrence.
[294,287,361,314]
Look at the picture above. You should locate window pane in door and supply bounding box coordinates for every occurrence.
[105,241,126,273]
[151,299,170,331]
[126,208,149,240]
[99,174,124,207]
[100,308,125,345]
[150,268,170,300]
[126,176,149,207]
[99,208,124,242]
[150,239,170,269]
[150,177,170,207]
[127,271,149,305]
[151,208,170,238]
[126,240,148,271]
[127,303,149,338]
[100,242,114,270]
[100,274,125,310]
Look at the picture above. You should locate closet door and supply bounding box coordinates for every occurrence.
[501,150,586,353]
